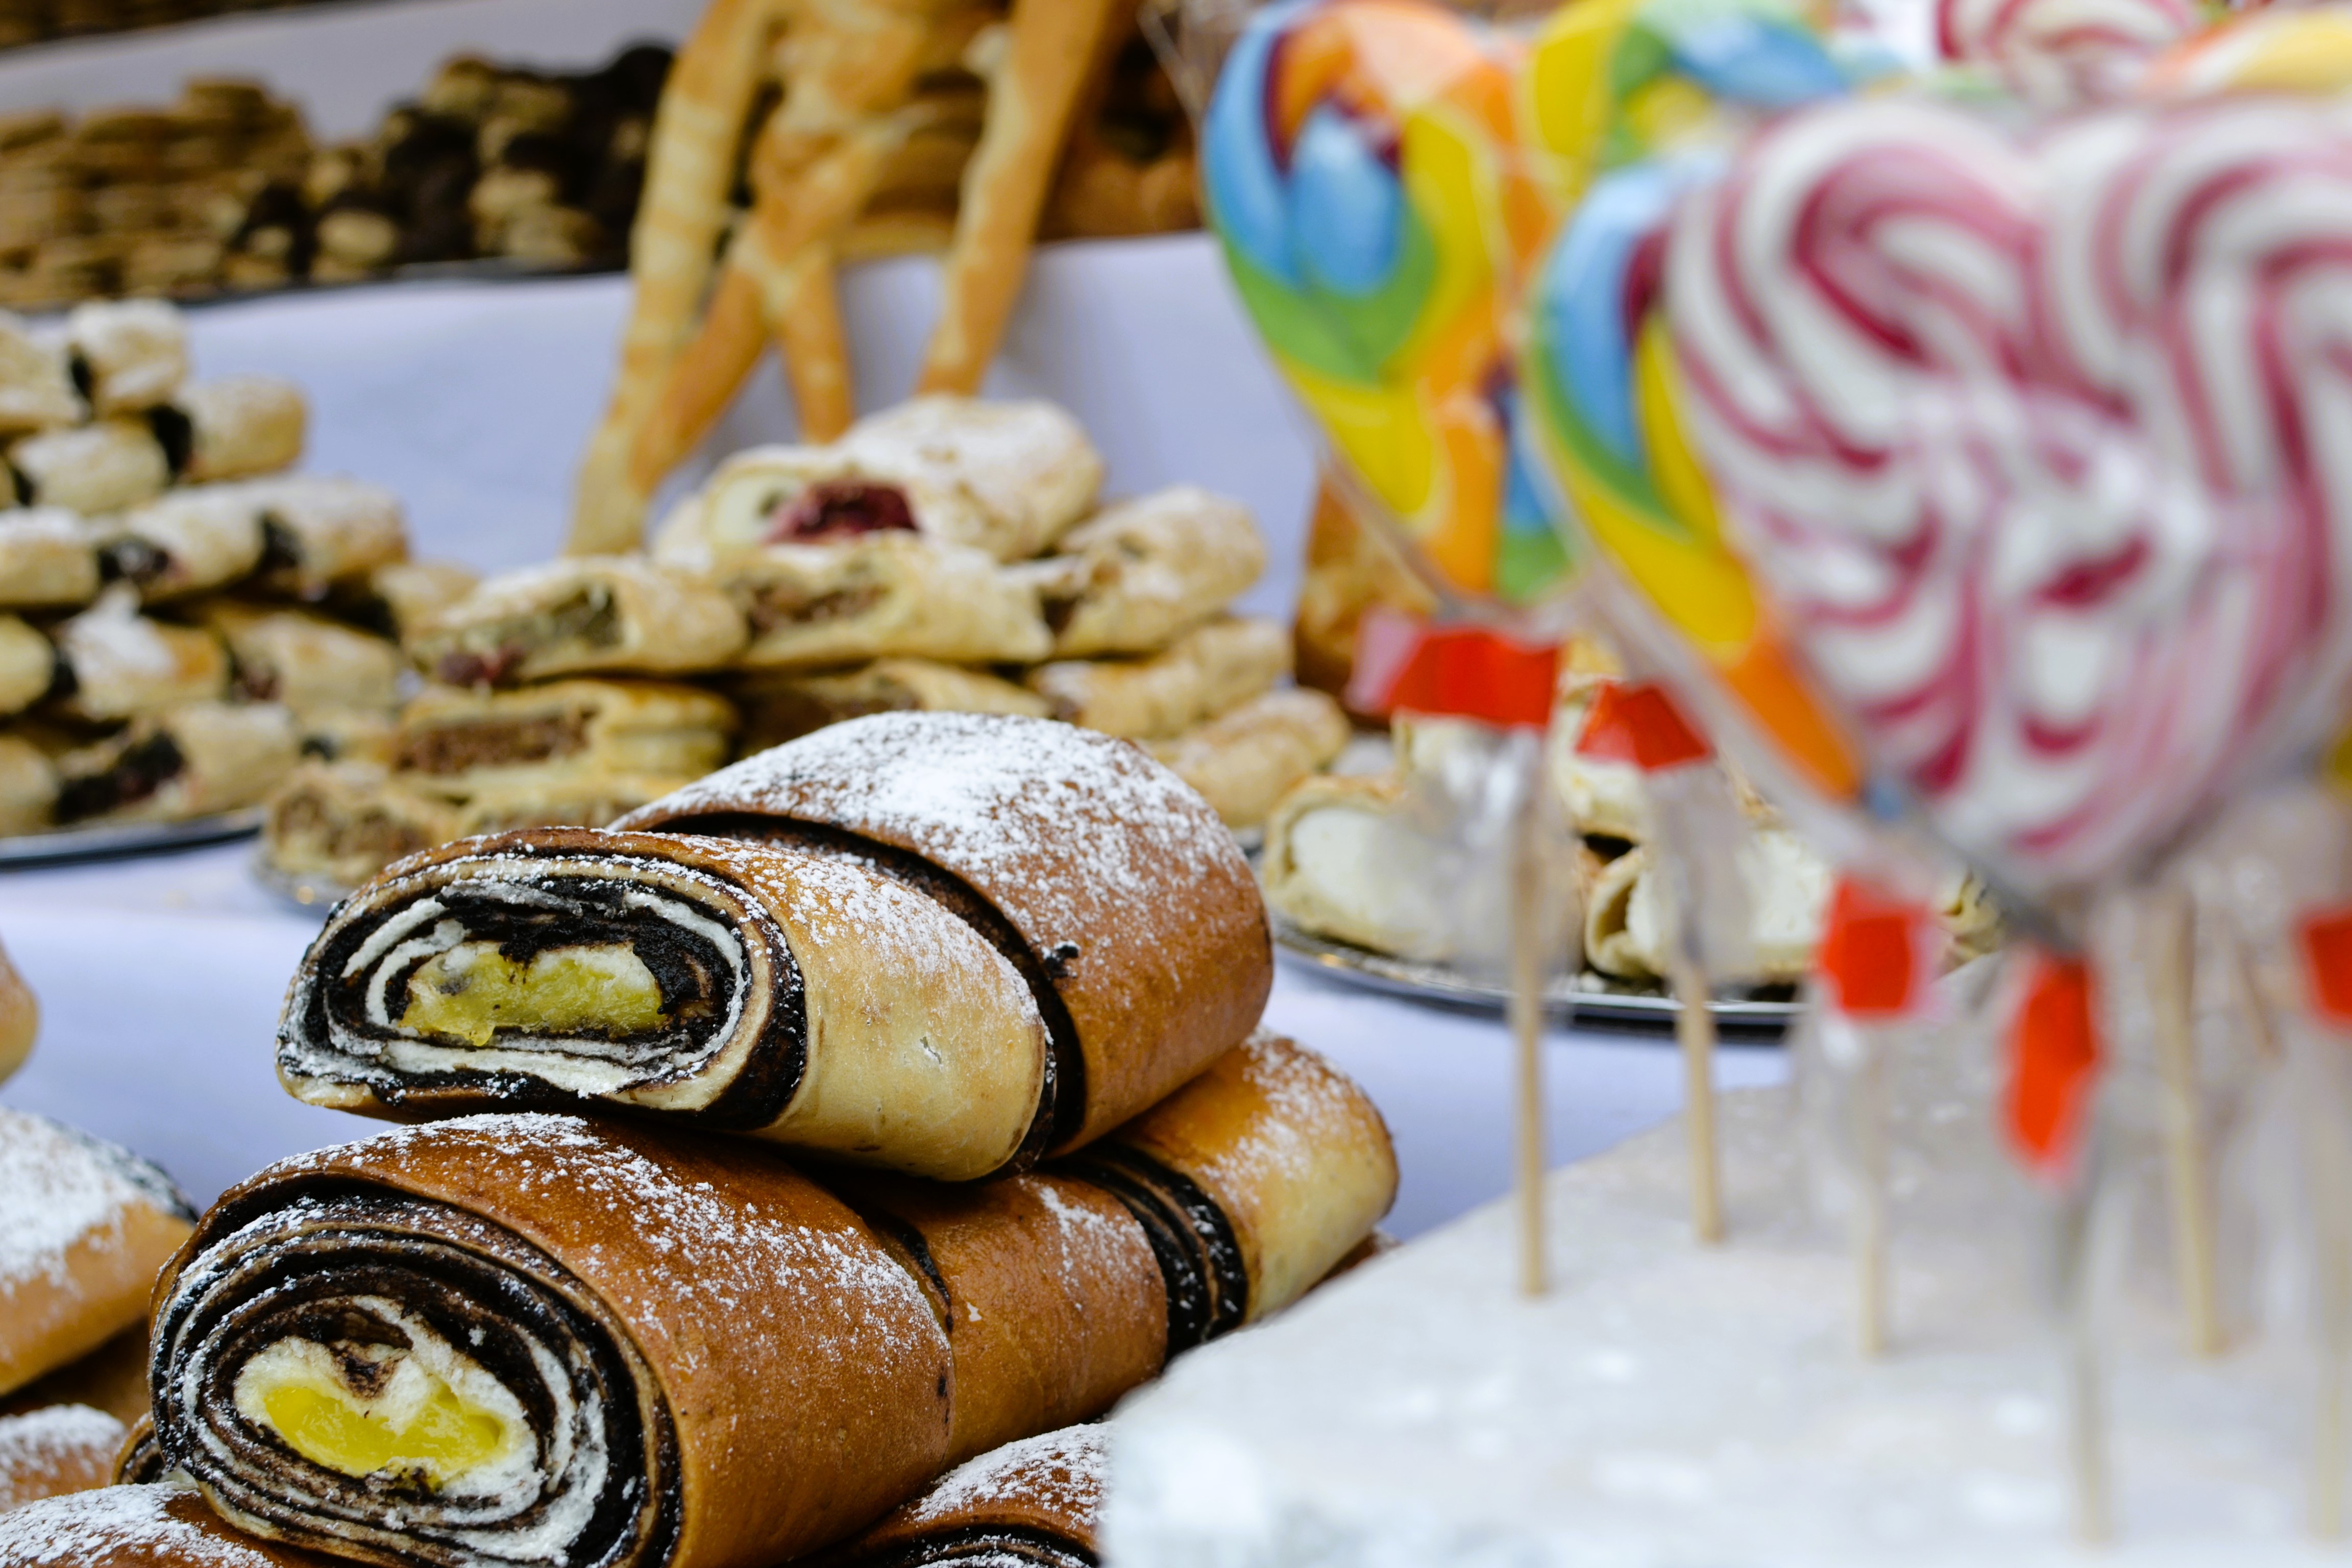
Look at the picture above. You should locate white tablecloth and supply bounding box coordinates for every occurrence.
[0,839,1786,1230]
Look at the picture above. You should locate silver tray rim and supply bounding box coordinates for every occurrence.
[1269,910,1799,1036]
[249,851,351,916]
[0,807,266,868]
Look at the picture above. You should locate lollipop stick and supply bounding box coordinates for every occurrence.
[2317,1345,2347,1538]
[1854,1032,1891,1357]
[1509,818,1548,1296]
[1674,953,1724,1245]
[2067,1297,2112,1545]
[2147,888,2222,1356]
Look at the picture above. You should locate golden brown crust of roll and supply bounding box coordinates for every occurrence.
[1108,1032,1397,1322]
[0,1107,193,1399]
[1027,617,1289,740]
[0,937,32,1086]
[0,1484,338,1565]
[154,1115,956,1568]
[0,1403,126,1512]
[0,1327,147,1427]
[825,1425,1105,1568]
[835,1175,1163,1465]
[407,556,747,688]
[615,711,1272,1154]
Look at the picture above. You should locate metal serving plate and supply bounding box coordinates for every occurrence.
[1270,911,1799,1039]
[249,852,351,915]
[0,807,267,868]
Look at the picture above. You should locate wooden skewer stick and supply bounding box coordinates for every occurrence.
[1854,1031,1891,1357]
[2068,1298,2113,1545]
[2316,1346,2347,1539]
[1508,753,1550,1297]
[1674,951,1724,1245]
[2146,887,2223,1357]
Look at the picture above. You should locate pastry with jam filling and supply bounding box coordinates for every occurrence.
[238,476,406,600]
[0,509,101,610]
[1026,617,1288,740]
[407,556,745,688]
[10,419,170,516]
[166,375,305,483]
[196,602,402,719]
[725,657,1046,751]
[834,395,1104,561]
[63,300,188,416]
[0,313,82,434]
[103,487,266,603]
[0,616,48,719]
[1146,687,1352,832]
[48,589,229,724]
[0,736,54,836]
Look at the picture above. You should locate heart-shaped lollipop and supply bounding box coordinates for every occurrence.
[1663,93,2352,906]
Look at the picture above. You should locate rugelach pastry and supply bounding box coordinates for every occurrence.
[65,301,189,415]
[822,1426,1104,1568]
[0,617,48,719]
[195,603,401,717]
[1147,688,1352,831]
[260,762,461,892]
[280,827,1059,1179]
[0,1404,125,1512]
[1580,828,1831,984]
[725,658,1047,752]
[54,702,300,825]
[1027,617,1289,740]
[240,477,405,599]
[169,377,305,483]
[0,1484,333,1565]
[104,489,265,603]
[330,560,482,643]
[615,712,1272,1153]
[669,444,1011,566]
[0,508,100,609]
[49,591,229,723]
[1026,485,1265,657]
[391,679,735,794]
[721,534,1052,671]
[0,314,81,433]
[1260,773,1452,962]
[0,1106,193,1399]
[833,397,1103,561]
[408,556,746,688]
[0,736,55,836]
[11,419,170,515]
[0,936,32,1085]
[151,1039,1388,1565]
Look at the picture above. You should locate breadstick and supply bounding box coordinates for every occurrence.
[919,0,1127,393]
[768,242,854,440]
[572,0,789,555]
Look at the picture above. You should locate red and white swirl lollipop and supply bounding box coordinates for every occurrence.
[1936,0,2200,100]
[1668,94,2352,910]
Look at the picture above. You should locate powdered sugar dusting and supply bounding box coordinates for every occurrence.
[1191,1032,1381,1205]
[617,713,1244,948]
[0,1483,287,1566]
[904,1425,1107,1532]
[0,1405,125,1504]
[0,1106,188,1294]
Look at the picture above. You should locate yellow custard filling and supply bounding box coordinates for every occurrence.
[235,1342,522,1489]
[401,940,666,1047]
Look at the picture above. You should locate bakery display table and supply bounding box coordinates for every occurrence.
[0,838,1786,1229]
[1104,1088,2327,1566]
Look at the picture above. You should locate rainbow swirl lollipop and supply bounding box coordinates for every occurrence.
[1202,0,1561,602]
[1517,0,1870,808]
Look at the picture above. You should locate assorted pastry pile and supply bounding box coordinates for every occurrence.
[0,0,330,51]
[570,0,1199,553]
[0,712,1400,1568]
[1262,655,1998,994]
[264,393,1348,892]
[0,297,429,840]
[0,81,309,312]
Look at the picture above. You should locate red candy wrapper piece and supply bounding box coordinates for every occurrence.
[2003,952,2101,1180]
[2298,906,2352,1027]
[1574,681,1711,773]
[1348,606,1559,729]
[1816,876,1938,1020]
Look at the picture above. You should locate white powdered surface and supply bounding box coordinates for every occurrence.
[907,1425,1106,1530]
[1105,1087,2348,1568]
[0,1105,183,1295]
[0,1483,284,1565]
[621,712,1241,945]
[0,1404,125,1491]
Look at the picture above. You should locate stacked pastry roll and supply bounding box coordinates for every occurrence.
[63,710,1398,1565]
[0,298,441,843]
